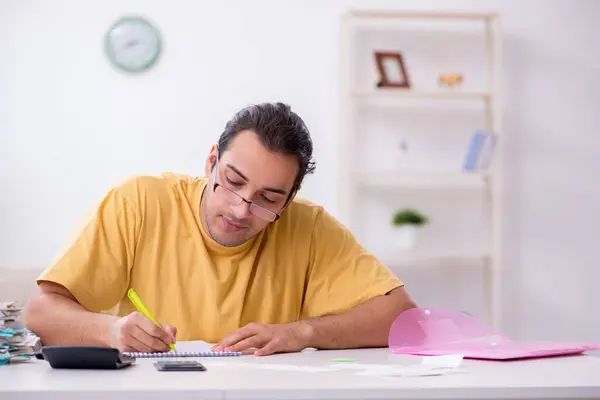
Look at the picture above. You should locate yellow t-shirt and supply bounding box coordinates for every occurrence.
[38,173,403,342]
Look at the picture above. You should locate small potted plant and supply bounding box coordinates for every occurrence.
[391,208,428,249]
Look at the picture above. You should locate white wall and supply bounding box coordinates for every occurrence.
[499,0,600,343]
[2,0,599,343]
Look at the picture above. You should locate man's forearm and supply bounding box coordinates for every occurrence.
[24,292,118,347]
[301,287,416,350]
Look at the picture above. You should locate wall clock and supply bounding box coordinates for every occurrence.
[104,16,162,73]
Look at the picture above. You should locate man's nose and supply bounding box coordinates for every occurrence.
[231,199,252,220]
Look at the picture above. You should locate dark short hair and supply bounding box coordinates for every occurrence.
[217,102,316,189]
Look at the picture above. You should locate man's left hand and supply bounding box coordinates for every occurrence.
[211,322,315,356]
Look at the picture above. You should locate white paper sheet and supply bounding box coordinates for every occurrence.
[421,354,464,368]
[173,341,466,377]
[329,354,466,377]
[202,361,334,373]
[173,340,215,353]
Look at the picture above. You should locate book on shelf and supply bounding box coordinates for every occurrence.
[462,129,498,172]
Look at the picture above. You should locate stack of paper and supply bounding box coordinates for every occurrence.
[329,354,467,378]
[1,302,40,365]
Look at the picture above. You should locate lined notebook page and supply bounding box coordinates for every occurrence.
[174,340,215,353]
[123,340,241,358]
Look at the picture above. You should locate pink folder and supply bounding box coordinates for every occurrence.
[388,307,600,360]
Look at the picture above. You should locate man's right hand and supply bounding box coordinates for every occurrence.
[110,312,177,353]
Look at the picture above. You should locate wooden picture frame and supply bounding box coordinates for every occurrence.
[374,51,411,89]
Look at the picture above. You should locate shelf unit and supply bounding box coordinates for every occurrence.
[338,10,502,329]
[353,88,491,100]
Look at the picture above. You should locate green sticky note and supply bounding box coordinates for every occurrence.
[329,358,359,363]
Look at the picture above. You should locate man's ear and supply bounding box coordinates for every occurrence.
[204,144,219,177]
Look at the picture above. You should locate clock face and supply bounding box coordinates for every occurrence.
[105,16,161,73]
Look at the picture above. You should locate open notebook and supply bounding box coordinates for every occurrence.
[123,340,241,358]
[388,308,600,361]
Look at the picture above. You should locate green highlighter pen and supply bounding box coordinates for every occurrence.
[127,288,177,352]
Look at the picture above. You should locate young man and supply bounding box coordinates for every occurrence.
[24,102,416,356]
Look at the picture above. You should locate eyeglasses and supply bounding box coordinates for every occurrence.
[213,183,280,222]
[211,154,282,222]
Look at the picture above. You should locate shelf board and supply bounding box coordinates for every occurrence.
[378,249,490,267]
[348,10,498,21]
[358,171,490,189]
[352,89,491,100]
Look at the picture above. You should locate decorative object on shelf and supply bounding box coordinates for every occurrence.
[374,51,411,89]
[462,129,498,172]
[399,140,408,152]
[438,73,463,88]
[104,15,162,73]
[391,208,428,249]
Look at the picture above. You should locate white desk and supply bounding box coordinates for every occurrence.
[3,348,600,400]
